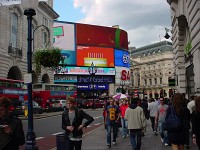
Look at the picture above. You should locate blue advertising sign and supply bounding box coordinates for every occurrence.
[77,76,114,83]
[50,91,75,96]
[77,84,108,90]
[115,49,130,68]
[3,89,28,95]
[54,75,77,83]
[60,50,76,65]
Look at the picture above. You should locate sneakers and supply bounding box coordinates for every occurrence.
[107,143,111,148]
[153,131,157,135]
[113,142,117,145]
[164,143,169,146]
[122,136,125,138]
[161,138,164,143]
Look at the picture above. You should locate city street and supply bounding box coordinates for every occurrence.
[20,108,104,150]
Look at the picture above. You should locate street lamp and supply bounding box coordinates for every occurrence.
[88,62,97,109]
[21,0,38,149]
[164,27,171,39]
[120,80,125,94]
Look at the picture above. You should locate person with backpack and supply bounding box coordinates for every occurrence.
[62,97,94,150]
[0,97,25,150]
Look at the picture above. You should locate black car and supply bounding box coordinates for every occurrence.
[9,100,24,116]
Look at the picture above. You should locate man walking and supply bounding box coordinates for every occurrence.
[125,98,146,150]
[105,98,120,148]
[155,97,169,146]
[148,98,158,135]
[62,97,94,150]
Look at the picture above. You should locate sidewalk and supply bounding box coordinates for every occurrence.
[81,120,198,150]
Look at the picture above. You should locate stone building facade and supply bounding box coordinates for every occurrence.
[167,0,200,98]
[0,0,58,83]
[130,41,176,99]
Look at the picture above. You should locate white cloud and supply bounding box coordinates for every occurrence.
[73,0,171,48]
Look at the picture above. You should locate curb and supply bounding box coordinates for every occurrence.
[50,125,104,150]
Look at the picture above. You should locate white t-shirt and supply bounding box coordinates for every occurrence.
[148,101,158,117]
[187,100,195,114]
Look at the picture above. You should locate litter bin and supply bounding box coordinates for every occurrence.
[56,133,66,150]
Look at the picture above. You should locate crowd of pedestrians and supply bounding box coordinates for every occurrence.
[103,94,200,150]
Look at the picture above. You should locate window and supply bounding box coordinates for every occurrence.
[149,79,152,85]
[11,13,18,47]
[155,78,157,85]
[160,78,162,84]
[144,79,147,85]
[43,32,48,48]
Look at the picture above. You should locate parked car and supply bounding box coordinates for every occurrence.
[9,100,24,116]
[23,101,43,114]
[52,100,66,111]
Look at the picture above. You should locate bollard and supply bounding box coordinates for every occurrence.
[56,133,66,150]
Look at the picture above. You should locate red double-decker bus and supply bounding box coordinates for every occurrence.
[32,83,77,109]
[0,78,28,101]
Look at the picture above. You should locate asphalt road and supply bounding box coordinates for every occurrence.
[20,108,104,149]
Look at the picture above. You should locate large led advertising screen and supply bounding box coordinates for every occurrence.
[76,23,128,50]
[54,66,115,75]
[53,21,76,65]
[115,49,130,68]
[76,46,114,67]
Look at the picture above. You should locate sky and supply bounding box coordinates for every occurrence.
[53,0,172,48]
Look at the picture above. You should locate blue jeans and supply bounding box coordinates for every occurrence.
[158,121,168,144]
[121,118,129,137]
[106,122,118,144]
[129,129,142,150]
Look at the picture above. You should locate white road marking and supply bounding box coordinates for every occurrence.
[52,132,65,135]
[93,116,103,119]
[36,137,44,140]
[94,123,101,126]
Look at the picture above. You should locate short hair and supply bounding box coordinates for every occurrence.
[0,97,11,109]
[131,97,139,105]
[66,97,76,103]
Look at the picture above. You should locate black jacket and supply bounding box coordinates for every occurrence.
[62,108,94,138]
[0,113,25,150]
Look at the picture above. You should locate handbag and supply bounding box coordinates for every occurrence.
[162,106,181,131]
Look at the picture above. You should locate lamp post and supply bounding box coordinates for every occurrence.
[120,80,125,94]
[164,27,171,39]
[21,0,38,149]
[88,62,97,109]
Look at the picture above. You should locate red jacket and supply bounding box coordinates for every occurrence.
[120,104,129,118]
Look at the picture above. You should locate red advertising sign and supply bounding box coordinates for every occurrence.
[77,46,114,67]
[121,70,130,81]
[76,23,128,50]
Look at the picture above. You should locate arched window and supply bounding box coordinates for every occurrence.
[43,32,48,48]
[11,13,18,47]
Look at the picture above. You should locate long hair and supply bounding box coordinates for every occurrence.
[172,93,185,115]
[195,96,200,113]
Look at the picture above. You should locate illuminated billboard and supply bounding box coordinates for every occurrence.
[76,23,128,50]
[54,66,115,75]
[76,46,114,67]
[115,49,130,68]
[59,50,76,65]
[53,21,75,51]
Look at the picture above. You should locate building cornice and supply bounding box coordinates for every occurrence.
[39,1,59,19]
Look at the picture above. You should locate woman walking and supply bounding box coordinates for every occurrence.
[192,96,200,149]
[165,93,190,150]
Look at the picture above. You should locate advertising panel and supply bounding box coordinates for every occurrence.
[54,75,77,83]
[53,21,76,65]
[77,84,109,90]
[77,76,115,83]
[115,49,130,68]
[115,67,131,85]
[60,50,76,65]
[76,23,128,50]
[54,66,115,76]
[77,46,114,67]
